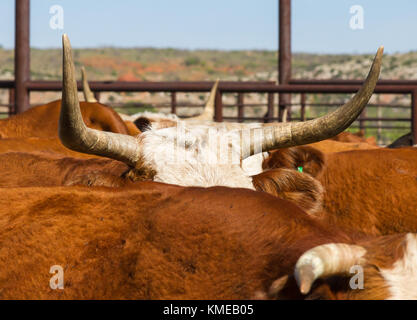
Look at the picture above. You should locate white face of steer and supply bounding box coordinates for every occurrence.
[381,233,417,300]
[140,123,267,189]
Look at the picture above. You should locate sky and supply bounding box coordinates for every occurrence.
[0,0,416,53]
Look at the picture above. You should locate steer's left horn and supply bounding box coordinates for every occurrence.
[81,66,98,103]
[60,34,141,167]
[294,243,367,295]
[241,46,383,159]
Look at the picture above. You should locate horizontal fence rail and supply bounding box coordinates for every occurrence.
[0,80,416,144]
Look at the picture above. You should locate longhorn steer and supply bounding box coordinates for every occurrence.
[58,34,383,191]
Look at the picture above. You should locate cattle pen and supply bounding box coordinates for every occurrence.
[1,0,417,145]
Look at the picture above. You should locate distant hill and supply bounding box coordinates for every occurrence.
[0,48,415,144]
[0,47,416,82]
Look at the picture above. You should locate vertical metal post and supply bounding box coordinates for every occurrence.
[237,93,244,122]
[376,95,382,145]
[171,92,177,114]
[214,90,223,122]
[266,93,274,123]
[9,88,15,116]
[278,0,291,122]
[15,0,31,113]
[412,90,417,144]
[300,93,306,121]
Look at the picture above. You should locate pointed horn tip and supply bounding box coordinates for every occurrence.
[294,264,315,295]
[62,35,72,55]
[299,282,313,295]
[372,46,384,65]
[376,46,384,59]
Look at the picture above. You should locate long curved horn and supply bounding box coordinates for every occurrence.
[241,46,383,159]
[294,243,367,295]
[188,79,219,121]
[59,34,141,167]
[81,66,97,103]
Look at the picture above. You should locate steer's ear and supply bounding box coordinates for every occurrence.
[252,168,324,216]
[262,146,325,178]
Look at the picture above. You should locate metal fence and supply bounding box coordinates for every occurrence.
[1,79,416,144]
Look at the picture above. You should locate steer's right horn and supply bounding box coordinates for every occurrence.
[241,46,383,159]
[294,243,367,295]
[59,34,141,167]
[81,66,98,103]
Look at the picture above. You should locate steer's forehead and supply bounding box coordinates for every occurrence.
[139,125,256,189]
[380,233,417,300]
[144,125,243,153]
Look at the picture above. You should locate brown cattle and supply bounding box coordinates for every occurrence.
[318,147,417,236]
[308,139,379,154]
[263,146,417,236]
[0,151,323,216]
[124,120,141,136]
[1,37,414,299]
[0,138,99,159]
[0,185,415,299]
[0,100,129,139]
[331,130,377,146]
[0,152,128,187]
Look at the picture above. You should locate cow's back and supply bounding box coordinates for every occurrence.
[0,100,129,138]
[319,148,417,235]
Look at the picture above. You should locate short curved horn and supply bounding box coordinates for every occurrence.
[294,243,367,295]
[59,34,141,167]
[81,66,97,103]
[241,46,383,159]
[188,79,219,121]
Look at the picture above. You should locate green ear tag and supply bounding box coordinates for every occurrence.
[297,166,303,173]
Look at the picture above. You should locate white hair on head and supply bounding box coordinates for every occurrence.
[381,233,417,300]
[139,123,263,189]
